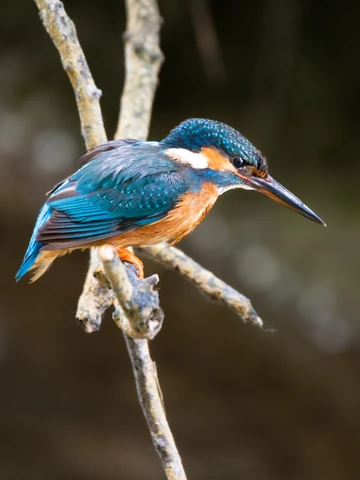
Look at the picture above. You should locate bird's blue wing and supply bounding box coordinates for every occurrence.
[36,142,189,249]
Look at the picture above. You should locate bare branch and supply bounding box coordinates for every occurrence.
[113,3,187,476]
[115,0,164,140]
[34,0,107,147]
[98,246,163,339]
[140,245,263,328]
[76,249,112,332]
[33,2,262,478]
[77,0,164,327]
[33,2,187,478]
[125,337,187,480]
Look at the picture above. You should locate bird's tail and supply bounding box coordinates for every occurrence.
[16,204,52,282]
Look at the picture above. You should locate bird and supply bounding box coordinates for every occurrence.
[16,118,325,282]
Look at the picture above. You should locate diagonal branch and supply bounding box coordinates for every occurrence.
[34,0,107,148]
[33,0,111,330]
[139,245,263,327]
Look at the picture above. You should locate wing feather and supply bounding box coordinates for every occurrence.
[36,143,189,249]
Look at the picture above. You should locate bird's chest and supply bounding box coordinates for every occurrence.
[107,182,219,248]
[160,182,219,244]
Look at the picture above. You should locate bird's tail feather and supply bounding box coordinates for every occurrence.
[28,250,61,282]
[16,204,52,282]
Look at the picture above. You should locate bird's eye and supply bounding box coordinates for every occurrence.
[232,156,245,169]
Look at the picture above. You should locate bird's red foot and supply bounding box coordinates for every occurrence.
[117,248,144,278]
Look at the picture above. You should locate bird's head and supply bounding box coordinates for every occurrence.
[161,118,325,226]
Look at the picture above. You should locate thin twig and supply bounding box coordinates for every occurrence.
[98,247,186,478]
[125,337,187,480]
[139,245,263,327]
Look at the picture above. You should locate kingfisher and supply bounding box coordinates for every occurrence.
[16,118,325,282]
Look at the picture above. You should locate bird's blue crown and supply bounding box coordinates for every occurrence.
[161,118,266,170]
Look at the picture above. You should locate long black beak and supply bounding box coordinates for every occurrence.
[246,174,326,226]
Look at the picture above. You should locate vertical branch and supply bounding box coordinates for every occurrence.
[125,338,187,480]
[115,0,164,140]
[114,2,187,478]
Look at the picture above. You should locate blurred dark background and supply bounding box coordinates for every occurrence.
[1,0,360,479]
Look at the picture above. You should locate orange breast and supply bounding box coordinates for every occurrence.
[105,182,219,248]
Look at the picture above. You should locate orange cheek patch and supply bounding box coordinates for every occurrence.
[201,147,233,172]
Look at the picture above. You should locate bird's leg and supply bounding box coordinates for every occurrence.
[117,248,144,278]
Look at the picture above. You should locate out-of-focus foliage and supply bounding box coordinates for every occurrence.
[1,1,359,479]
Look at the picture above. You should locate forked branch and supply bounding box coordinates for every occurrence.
[33,1,262,479]
[34,1,186,478]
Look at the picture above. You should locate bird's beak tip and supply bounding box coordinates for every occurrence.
[311,215,327,227]
[244,174,327,227]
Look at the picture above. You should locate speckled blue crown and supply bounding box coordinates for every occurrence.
[161,118,264,168]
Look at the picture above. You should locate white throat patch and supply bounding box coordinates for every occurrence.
[165,148,209,169]
[217,183,255,195]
